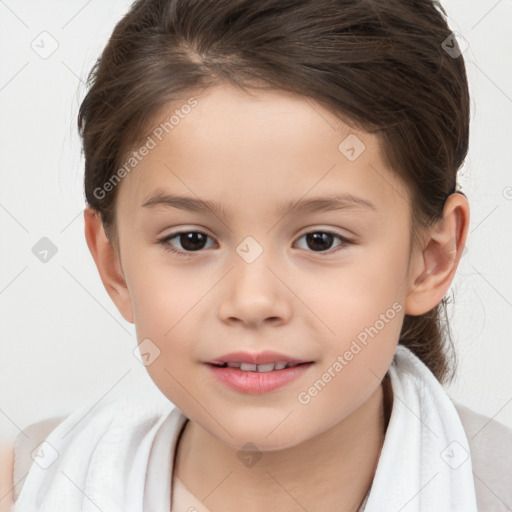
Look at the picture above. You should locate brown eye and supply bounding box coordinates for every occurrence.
[295,231,352,254]
[158,229,352,258]
[159,231,214,256]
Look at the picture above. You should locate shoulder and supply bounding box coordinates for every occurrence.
[2,414,65,512]
[0,438,15,511]
[11,414,69,504]
[11,392,176,509]
[453,399,512,511]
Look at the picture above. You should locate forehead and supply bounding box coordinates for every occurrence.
[117,83,410,220]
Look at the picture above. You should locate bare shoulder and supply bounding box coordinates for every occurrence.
[0,439,14,511]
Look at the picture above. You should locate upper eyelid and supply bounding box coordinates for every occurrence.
[162,226,351,238]
[161,228,352,248]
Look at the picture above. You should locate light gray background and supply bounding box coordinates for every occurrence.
[1,0,511,442]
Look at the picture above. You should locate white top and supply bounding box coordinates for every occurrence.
[12,345,512,511]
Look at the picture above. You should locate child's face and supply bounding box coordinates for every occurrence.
[113,82,417,450]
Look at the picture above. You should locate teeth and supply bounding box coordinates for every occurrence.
[219,361,302,372]
[256,363,275,372]
[240,363,258,371]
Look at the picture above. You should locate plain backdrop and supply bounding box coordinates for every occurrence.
[1,0,512,442]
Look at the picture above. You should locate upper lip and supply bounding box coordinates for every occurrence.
[206,350,313,365]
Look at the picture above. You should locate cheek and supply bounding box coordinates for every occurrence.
[129,258,207,334]
[293,248,406,338]
[288,335,397,450]
[295,265,404,428]
[292,247,406,391]
[127,264,211,396]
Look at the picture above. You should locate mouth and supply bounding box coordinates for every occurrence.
[207,361,312,372]
[205,361,315,394]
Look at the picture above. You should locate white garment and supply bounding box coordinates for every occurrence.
[13,345,478,512]
[13,390,180,512]
[364,346,478,511]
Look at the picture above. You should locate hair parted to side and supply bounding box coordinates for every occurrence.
[78,0,470,384]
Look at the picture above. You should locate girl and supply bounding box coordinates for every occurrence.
[6,0,512,510]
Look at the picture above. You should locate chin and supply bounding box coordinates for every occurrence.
[224,433,303,453]
[209,416,310,452]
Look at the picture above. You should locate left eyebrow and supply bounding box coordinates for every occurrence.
[276,193,377,217]
[141,189,377,218]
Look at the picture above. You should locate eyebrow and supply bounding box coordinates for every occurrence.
[141,189,377,217]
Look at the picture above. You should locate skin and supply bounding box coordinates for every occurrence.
[84,82,470,511]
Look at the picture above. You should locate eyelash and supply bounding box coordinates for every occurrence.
[157,229,353,258]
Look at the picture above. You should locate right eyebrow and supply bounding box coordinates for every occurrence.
[141,190,229,217]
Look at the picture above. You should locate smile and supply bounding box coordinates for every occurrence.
[210,361,307,372]
[205,361,314,394]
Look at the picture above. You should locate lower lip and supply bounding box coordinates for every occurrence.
[205,363,314,395]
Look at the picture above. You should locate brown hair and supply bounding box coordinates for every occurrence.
[78,0,470,384]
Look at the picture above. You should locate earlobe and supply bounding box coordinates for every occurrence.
[404,193,469,316]
[83,207,134,324]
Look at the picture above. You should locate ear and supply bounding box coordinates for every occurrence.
[404,192,470,316]
[83,207,134,324]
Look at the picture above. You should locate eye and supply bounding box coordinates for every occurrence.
[158,230,215,257]
[294,231,352,254]
[157,229,353,257]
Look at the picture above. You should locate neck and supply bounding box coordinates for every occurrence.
[174,374,393,512]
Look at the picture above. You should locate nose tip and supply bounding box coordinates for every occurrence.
[217,258,291,328]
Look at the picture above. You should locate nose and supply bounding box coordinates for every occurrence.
[217,248,292,328]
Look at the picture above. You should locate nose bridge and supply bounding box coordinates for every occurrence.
[233,234,277,303]
[218,234,290,325]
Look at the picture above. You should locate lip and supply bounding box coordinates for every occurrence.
[205,361,315,395]
[206,350,312,366]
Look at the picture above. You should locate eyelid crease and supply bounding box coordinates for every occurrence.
[157,228,354,258]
